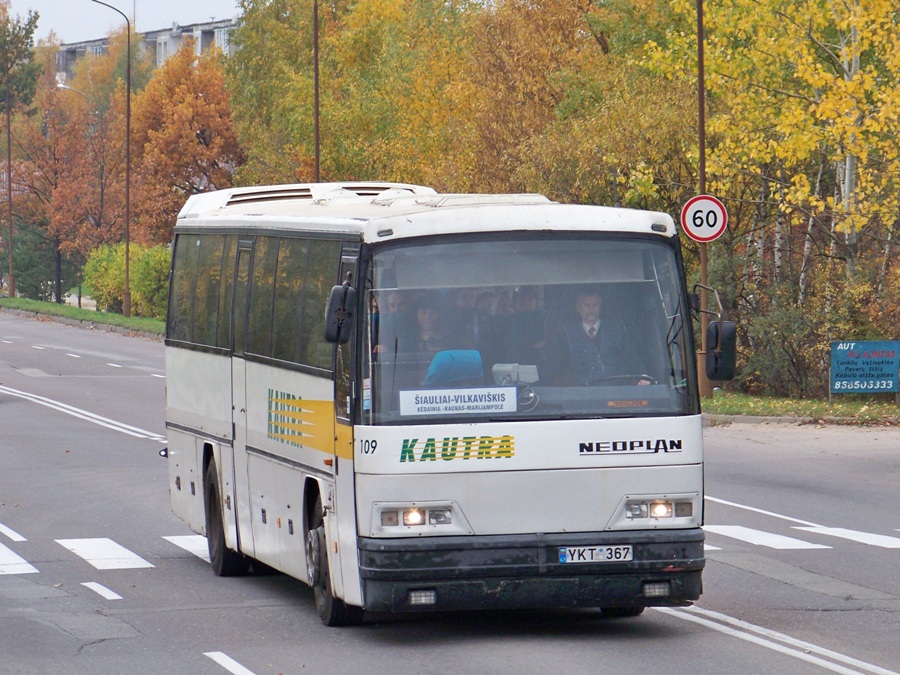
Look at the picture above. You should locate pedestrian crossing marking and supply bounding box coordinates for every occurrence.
[704,525,831,550]
[164,535,211,562]
[0,542,39,575]
[0,522,26,542]
[82,581,123,600]
[793,527,900,548]
[56,538,154,570]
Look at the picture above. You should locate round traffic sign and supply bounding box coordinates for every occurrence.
[680,195,728,243]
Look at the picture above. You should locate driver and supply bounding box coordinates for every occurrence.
[549,288,649,386]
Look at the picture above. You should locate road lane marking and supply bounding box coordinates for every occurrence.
[703,543,721,551]
[706,495,821,527]
[164,535,211,562]
[107,363,123,368]
[0,522,26,542]
[793,527,900,548]
[657,606,898,675]
[0,384,166,442]
[0,543,39,574]
[704,525,830,549]
[82,582,123,600]
[204,652,257,675]
[31,345,45,350]
[56,538,154,570]
[67,353,81,358]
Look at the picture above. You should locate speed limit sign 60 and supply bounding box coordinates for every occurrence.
[680,195,728,243]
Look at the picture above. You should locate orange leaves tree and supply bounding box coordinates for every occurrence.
[131,41,243,245]
[45,28,150,270]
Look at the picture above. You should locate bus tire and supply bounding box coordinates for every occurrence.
[306,496,364,627]
[204,461,250,577]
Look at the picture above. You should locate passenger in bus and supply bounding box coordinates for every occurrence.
[374,290,409,354]
[548,288,627,385]
[508,287,546,365]
[443,287,481,349]
[382,292,448,354]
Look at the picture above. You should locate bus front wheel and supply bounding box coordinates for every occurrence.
[306,496,364,626]
[204,461,250,577]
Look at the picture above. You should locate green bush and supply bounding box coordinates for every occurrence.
[132,245,171,319]
[83,243,171,318]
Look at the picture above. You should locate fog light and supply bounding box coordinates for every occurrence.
[675,502,693,517]
[650,501,673,518]
[381,511,399,527]
[428,509,452,525]
[409,589,436,606]
[643,582,670,598]
[403,508,425,526]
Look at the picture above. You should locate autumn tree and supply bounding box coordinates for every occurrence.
[49,28,152,269]
[13,41,81,301]
[0,2,40,296]
[132,40,243,244]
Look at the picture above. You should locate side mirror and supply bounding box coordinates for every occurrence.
[324,281,357,344]
[706,321,736,381]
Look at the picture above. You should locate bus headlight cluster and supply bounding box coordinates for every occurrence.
[381,507,453,527]
[625,500,693,520]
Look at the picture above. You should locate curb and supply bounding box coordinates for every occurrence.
[0,307,163,342]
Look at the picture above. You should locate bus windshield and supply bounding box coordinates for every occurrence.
[363,235,696,424]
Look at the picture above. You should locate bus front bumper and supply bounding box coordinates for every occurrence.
[358,529,704,613]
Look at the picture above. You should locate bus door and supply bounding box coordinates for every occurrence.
[331,248,360,604]
[229,238,255,558]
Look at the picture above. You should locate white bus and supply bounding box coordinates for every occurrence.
[163,182,735,625]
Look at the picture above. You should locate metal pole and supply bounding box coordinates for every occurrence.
[313,0,320,183]
[90,0,131,316]
[697,0,712,398]
[5,81,13,298]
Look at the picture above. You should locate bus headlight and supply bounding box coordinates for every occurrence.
[650,501,673,518]
[403,508,425,526]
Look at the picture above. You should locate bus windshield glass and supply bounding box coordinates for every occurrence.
[363,235,695,424]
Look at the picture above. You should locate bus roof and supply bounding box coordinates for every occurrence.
[176,182,677,241]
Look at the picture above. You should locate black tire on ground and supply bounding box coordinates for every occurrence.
[204,461,250,577]
[306,495,364,626]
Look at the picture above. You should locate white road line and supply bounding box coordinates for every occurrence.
[31,345,45,350]
[164,535,211,562]
[793,527,900,548]
[704,525,830,549]
[151,373,165,378]
[56,538,155,570]
[0,542,39,575]
[107,363,123,368]
[66,353,81,358]
[703,543,722,551]
[0,522,26,542]
[657,606,899,675]
[706,495,821,527]
[204,652,257,675]
[82,582,123,600]
[2,340,12,344]
[0,384,166,442]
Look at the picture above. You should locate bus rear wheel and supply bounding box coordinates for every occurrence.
[204,461,250,577]
[306,496,364,626]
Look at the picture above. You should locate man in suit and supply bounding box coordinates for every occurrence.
[550,288,628,385]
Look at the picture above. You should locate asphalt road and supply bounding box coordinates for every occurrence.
[0,312,897,674]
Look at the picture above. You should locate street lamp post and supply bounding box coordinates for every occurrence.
[89,0,131,317]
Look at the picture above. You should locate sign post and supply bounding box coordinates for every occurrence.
[681,195,728,398]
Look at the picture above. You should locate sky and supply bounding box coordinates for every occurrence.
[8,0,242,44]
